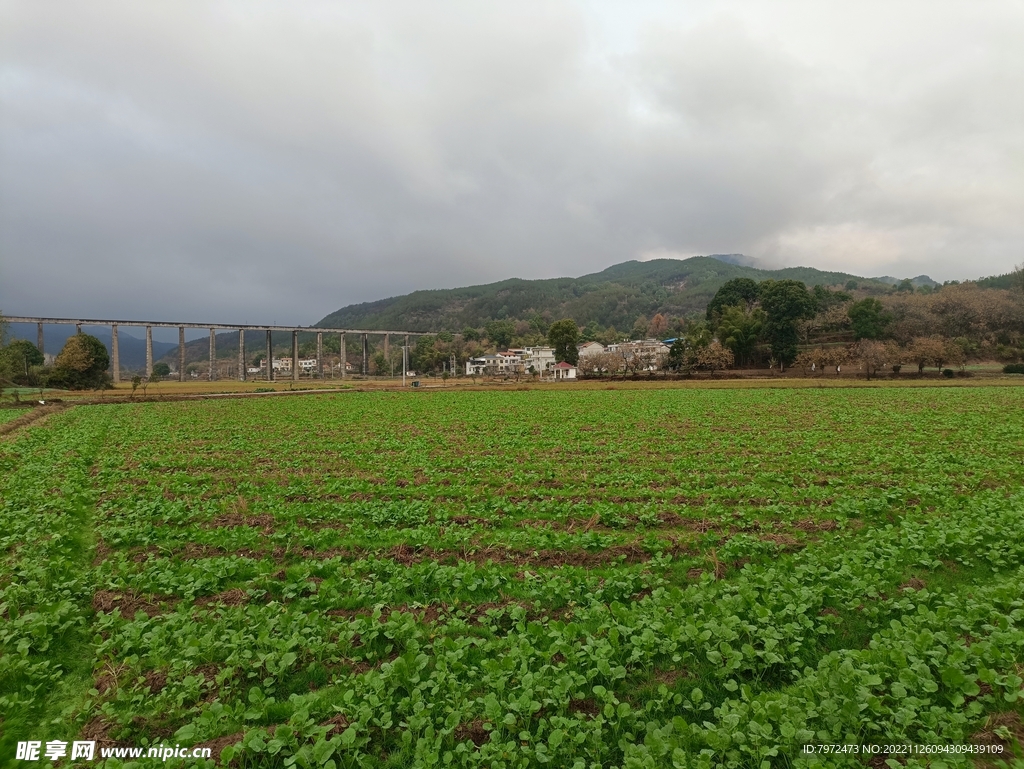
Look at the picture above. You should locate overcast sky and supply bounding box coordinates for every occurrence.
[2,1,1022,326]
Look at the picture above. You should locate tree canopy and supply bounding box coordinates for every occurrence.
[485,320,515,350]
[848,298,892,340]
[706,278,760,322]
[717,305,765,366]
[49,334,111,389]
[758,280,817,365]
[548,319,580,364]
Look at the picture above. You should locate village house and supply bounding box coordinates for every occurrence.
[576,341,605,358]
[606,339,671,371]
[465,352,522,376]
[548,361,577,380]
[521,346,555,373]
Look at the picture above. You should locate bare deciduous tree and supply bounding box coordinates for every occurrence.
[696,341,734,377]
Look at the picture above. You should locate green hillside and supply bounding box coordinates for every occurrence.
[315,256,890,333]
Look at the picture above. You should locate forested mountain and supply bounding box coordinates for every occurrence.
[315,256,892,333]
[151,256,1019,368]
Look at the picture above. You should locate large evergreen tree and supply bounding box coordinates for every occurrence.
[706,278,760,322]
[758,280,816,365]
[848,298,892,340]
[547,319,580,364]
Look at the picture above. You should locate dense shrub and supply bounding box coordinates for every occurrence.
[47,333,111,390]
[0,340,45,385]
[1004,363,1024,374]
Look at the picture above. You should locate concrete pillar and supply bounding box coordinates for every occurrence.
[384,333,390,367]
[316,332,323,378]
[37,323,44,356]
[111,324,120,383]
[405,335,409,374]
[209,328,217,381]
[361,333,368,376]
[238,330,246,381]
[292,330,299,381]
[76,323,82,335]
[266,330,273,381]
[145,326,153,377]
[178,327,186,382]
[340,333,346,378]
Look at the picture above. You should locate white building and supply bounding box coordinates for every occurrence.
[522,346,555,373]
[465,353,523,376]
[577,341,605,358]
[465,347,556,376]
[258,358,293,372]
[549,361,577,380]
[607,339,670,371]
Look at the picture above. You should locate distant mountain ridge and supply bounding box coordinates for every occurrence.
[315,255,895,333]
[870,275,940,288]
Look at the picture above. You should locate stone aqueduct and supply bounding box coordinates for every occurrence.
[5,316,424,383]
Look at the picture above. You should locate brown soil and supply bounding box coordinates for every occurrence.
[204,513,276,531]
[386,542,660,568]
[972,711,1024,760]
[792,518,839,532]
[193,731,244,762]
[166,542,356,564]
[323,714,351,736]
[0,404,64,437]
[92,590,178,617]
[758,532,805,551]
[568,698,601,718]
[143,669,168,693]
[193,663,222,683]
[195,588,249,608]
[327,607,371,619]
[899,578,927,591]
[367,603,450,624]
[95,672,117,695]
[78,717,117,748]
[649,667,691,687]
[454,719,490,747]
[463,600,530,623]
[447,515,492,526]
[515,510,702,532]
[180,543,226,559]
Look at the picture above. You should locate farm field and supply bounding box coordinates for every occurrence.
[2,387,1024,768]
[0,409,30,426]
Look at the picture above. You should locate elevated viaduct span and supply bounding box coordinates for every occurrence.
[6,316,423,384]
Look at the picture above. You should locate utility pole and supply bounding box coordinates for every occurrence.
[403,346,408,388]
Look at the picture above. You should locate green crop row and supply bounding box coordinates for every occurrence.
[1,388,1023,768]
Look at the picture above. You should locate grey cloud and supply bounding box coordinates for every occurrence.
[1,1,1022,325]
